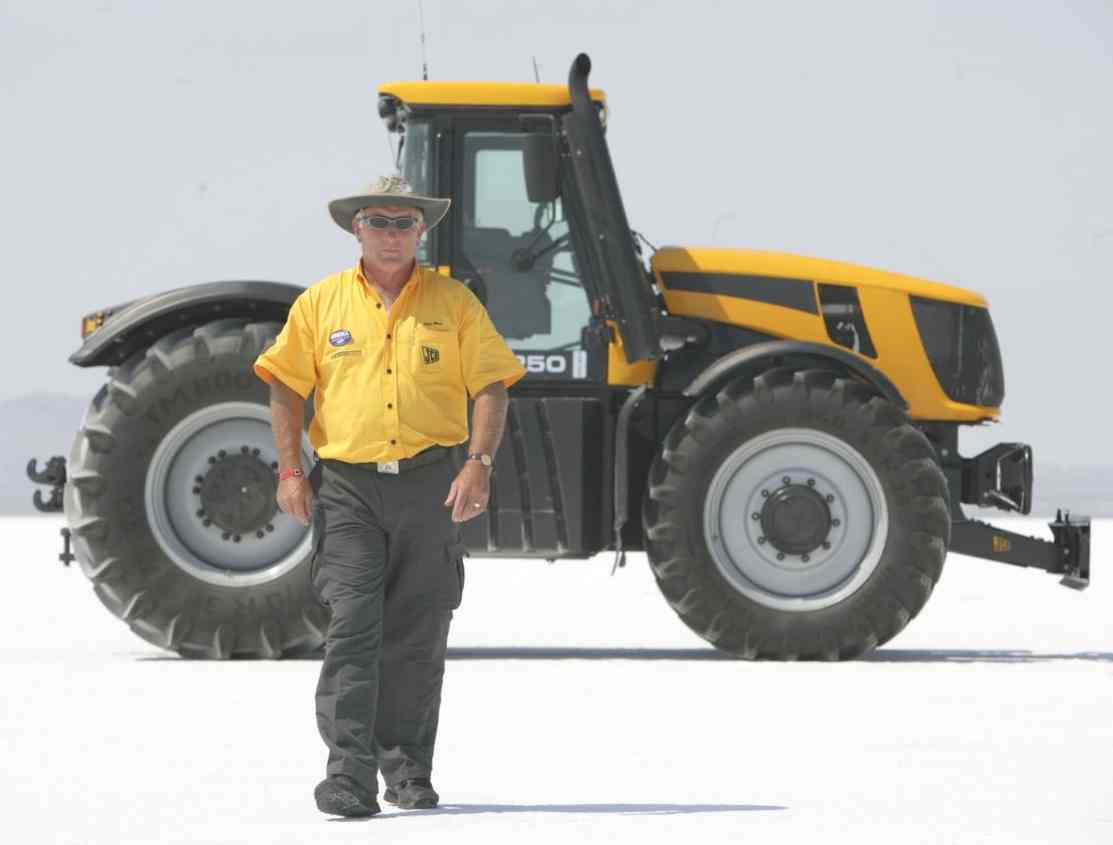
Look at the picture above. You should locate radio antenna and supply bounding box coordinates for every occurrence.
[532,56,541,83]
[418,0,429,80]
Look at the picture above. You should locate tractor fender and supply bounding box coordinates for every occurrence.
[679,340,907,408]
[70,280,304,367]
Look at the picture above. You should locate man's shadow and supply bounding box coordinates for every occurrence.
[329,801,786,821]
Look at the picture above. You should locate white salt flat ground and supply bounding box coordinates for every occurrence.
[1,516,1110,845]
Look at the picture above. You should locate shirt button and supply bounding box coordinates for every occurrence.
[387,403,393,409]
[376,303,382,309]
[390,439,396,445]
[386,368,392,374]
[386,333,391,339]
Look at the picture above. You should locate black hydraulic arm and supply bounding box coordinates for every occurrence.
[950,511,1091,590]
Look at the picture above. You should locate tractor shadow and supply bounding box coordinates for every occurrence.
[862,648,1113,664]
[445,646,1113,664]
[133,647,1113,664]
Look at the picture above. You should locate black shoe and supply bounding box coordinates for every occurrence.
[383,777,439,809]
[314,775,381,817]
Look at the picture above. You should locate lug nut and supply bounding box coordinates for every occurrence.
[241,446,249,454]
[776,553,785,561]
[193,487,201,495]
[265,524,274,532]
[256,530,265,539]
[807,478,816,487]
[195,475,204,484]
[822,541,831,549]
[761,489,770,498]
[826,494,834,503]
[832,518,841,527]
[757,536,766,545]
[208,456,217,465]
[222,532,231,541]
[203,519,212,527]
[218,450,226,458]
[802,554,810,562]
[782,476,791,485]
[233,534,241,543]
[751,512,760,521]
[252,448,260,456]
[195,509,204,518]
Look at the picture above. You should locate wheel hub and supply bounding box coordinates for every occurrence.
[702,429,889,611]
[146,401,315,585]
[196,449,278,538]
[760,482,831,556]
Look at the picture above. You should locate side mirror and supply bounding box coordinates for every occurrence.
[523,133,559,204]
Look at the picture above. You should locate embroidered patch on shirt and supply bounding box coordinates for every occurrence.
[329,329,353,347]
[421,345,440,365]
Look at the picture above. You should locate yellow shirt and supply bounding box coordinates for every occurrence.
[253,262,526,463]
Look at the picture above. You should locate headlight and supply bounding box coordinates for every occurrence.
[911,297,1005,407]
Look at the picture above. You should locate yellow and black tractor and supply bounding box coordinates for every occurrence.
[29,54,1090,660]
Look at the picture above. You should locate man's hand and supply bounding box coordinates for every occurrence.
[277,476,314,525]
[444,461,491,522]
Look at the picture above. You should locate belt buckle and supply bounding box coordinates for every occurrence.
[376,460,399,474]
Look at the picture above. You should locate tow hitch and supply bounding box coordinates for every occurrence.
[950,510,1091,590]
[940,438,1092,589]
[28,455,66,513]
[28,456,74,567]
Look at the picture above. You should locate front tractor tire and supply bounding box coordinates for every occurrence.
[643,368,950,660]
[65,319,325,658]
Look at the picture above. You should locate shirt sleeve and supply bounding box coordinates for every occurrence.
[458,288,526,396]
[253,292,317,399]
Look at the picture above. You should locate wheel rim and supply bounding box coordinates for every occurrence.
[145,401,315,587]
[702,427,889,611]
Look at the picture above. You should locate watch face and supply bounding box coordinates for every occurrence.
[470,453,492,466]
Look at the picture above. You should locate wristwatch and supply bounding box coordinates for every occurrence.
[467,452,493,467]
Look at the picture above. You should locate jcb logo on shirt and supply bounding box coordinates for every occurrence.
[421,345,440,365]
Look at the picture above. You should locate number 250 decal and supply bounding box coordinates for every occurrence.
[517,354,567,374]
[515,351,588,378]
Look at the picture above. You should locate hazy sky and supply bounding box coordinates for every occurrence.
[2,1,1110,468]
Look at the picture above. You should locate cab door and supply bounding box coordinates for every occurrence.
[451,123,604,384]
[451,121,608,557]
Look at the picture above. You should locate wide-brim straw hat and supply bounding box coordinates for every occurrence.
[328,174,451,234]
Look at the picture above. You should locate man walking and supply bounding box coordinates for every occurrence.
[253,175,525,817]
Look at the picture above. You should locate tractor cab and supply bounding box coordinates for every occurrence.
[376,55,660,388]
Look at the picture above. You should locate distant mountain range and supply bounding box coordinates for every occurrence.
[6,393,1110,517]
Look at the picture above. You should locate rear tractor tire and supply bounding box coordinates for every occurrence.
[643,367,950,660]
[65,318,325,658]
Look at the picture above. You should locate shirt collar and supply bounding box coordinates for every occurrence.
[355,259,423,292]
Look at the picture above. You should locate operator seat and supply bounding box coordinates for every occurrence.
[460,226,552,340]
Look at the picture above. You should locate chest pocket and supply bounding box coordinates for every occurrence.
[319,347,364,383]
[412,324,459,381]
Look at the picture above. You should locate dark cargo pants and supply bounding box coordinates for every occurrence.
[309,451,466,794]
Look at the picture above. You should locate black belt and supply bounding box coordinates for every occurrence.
[370,444,455,475]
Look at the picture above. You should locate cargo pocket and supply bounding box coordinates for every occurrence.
[445,541,467,609]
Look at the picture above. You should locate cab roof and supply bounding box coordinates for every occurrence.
[377,80,606,108]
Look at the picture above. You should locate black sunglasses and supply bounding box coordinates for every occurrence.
[355,214,420,231]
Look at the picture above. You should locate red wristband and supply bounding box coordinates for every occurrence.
[278,467,304,481]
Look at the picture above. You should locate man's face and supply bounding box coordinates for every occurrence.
[353,204,426,271]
